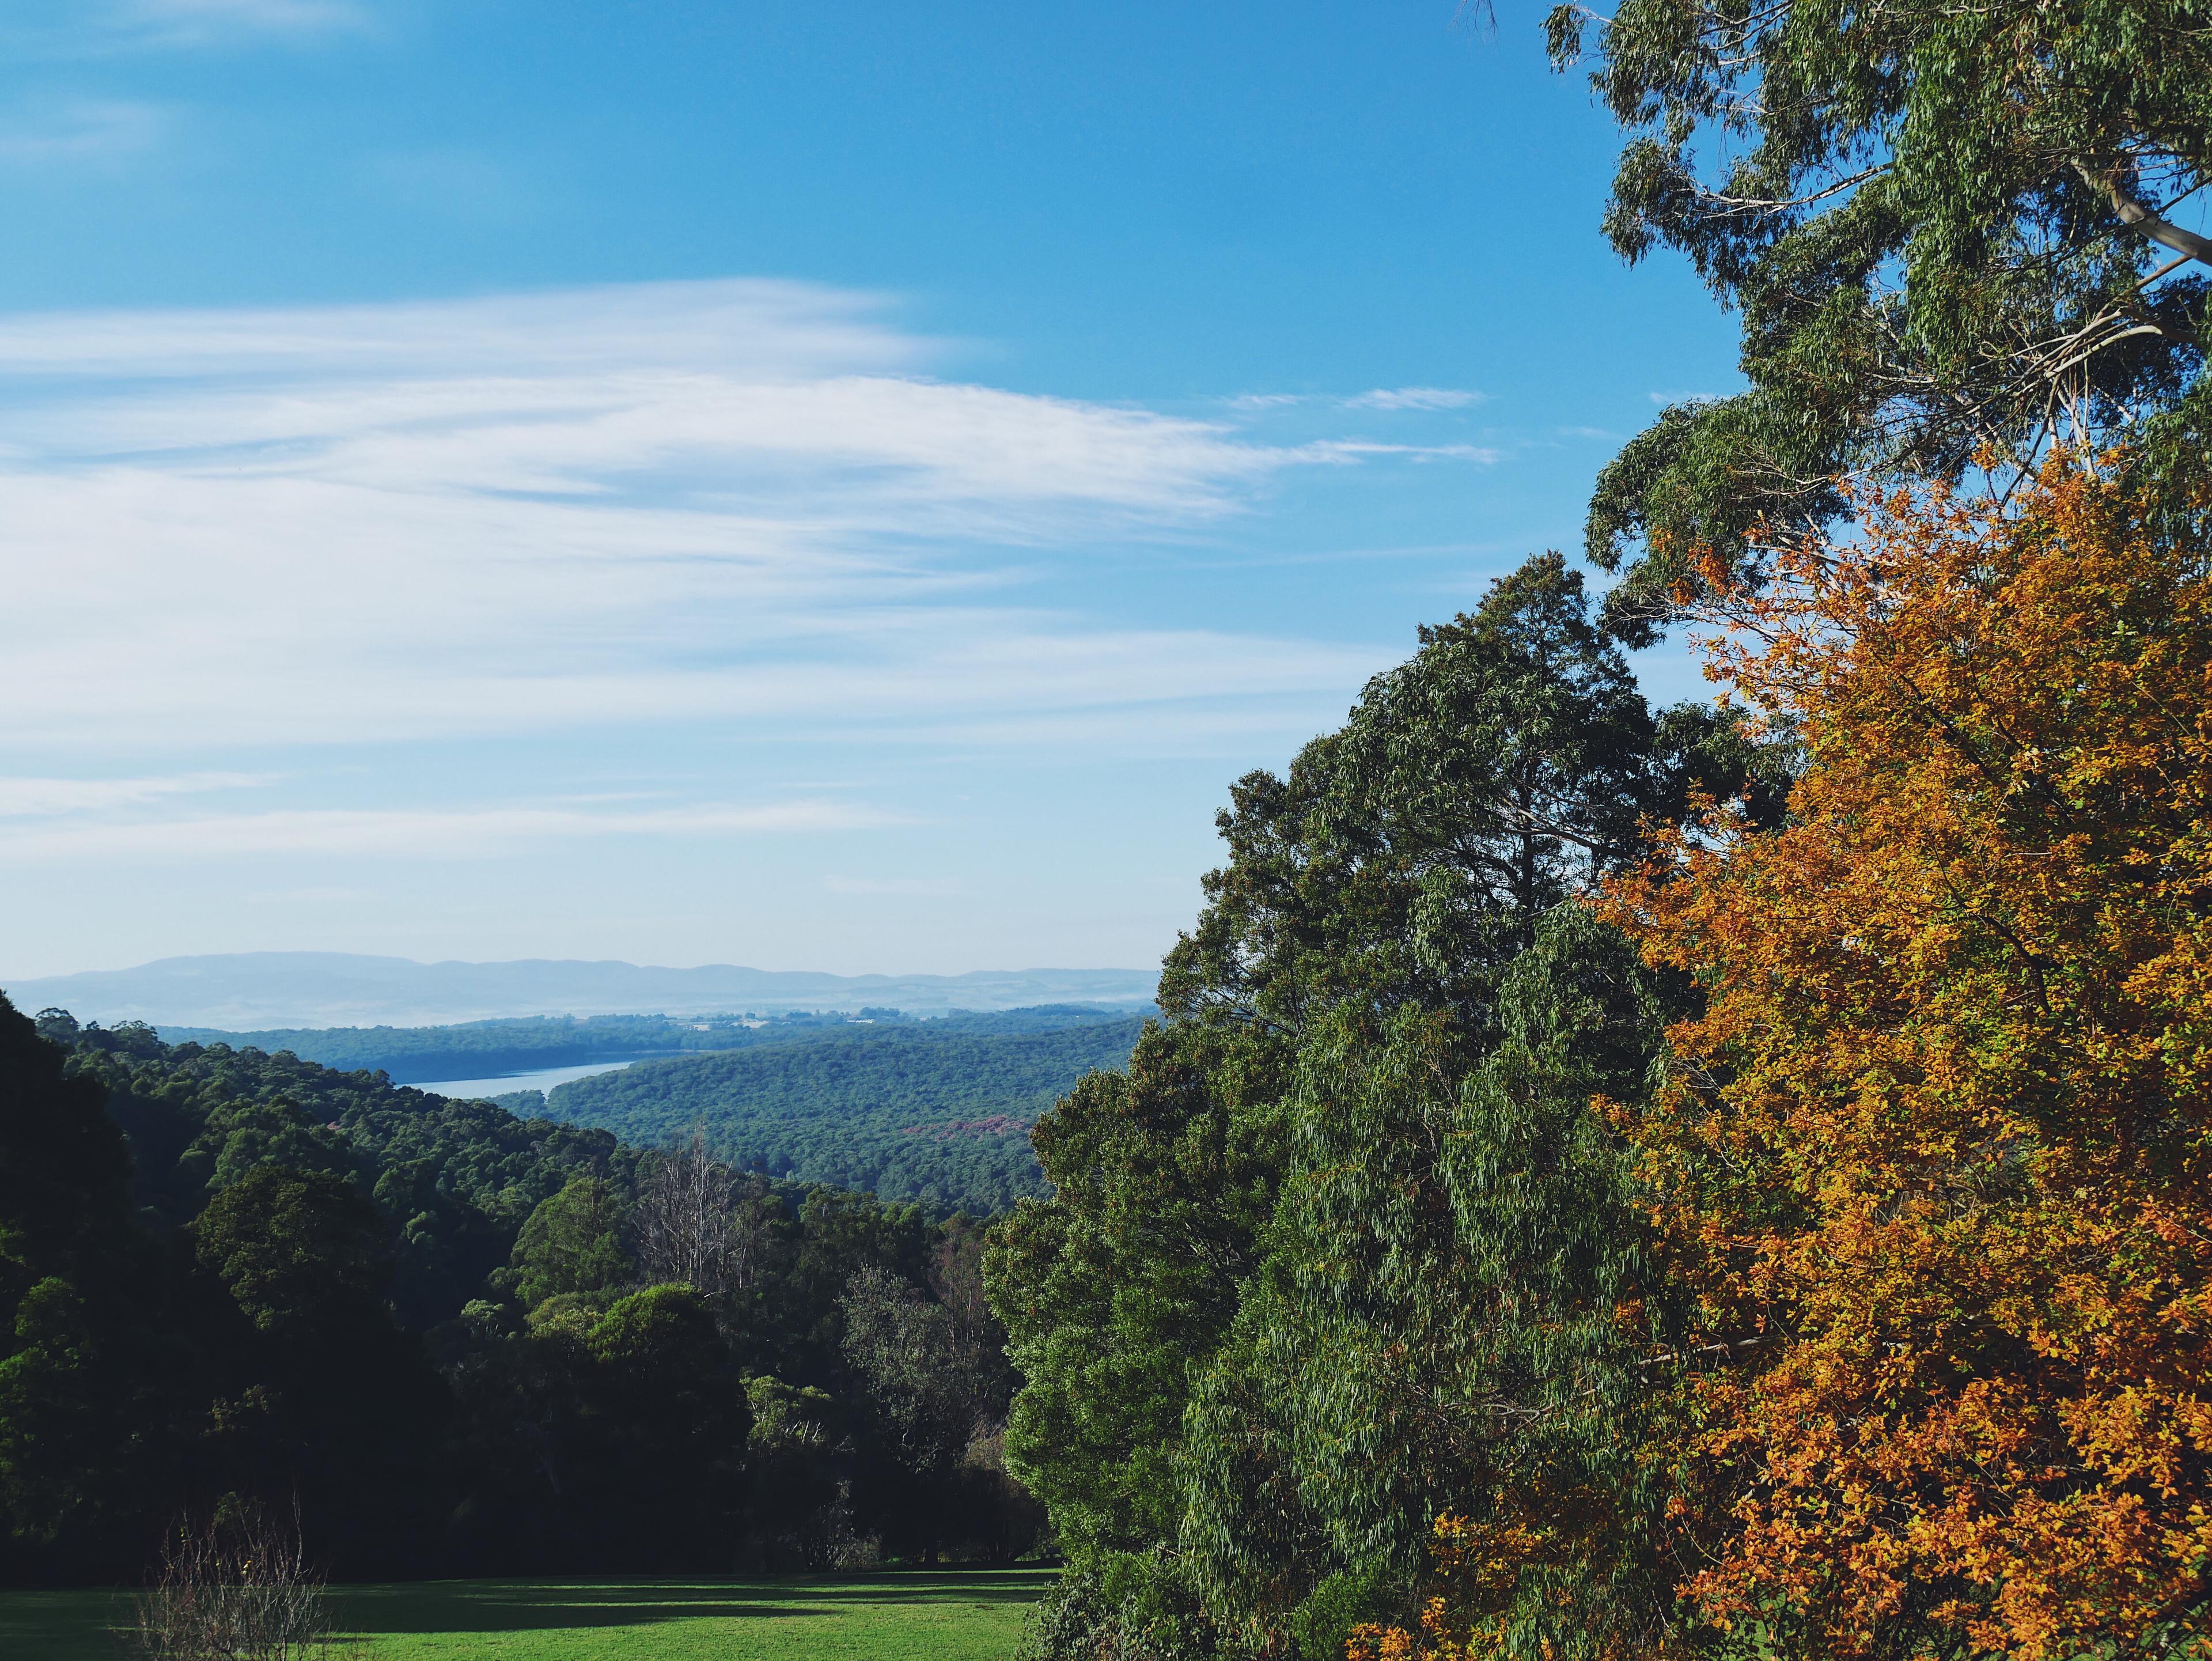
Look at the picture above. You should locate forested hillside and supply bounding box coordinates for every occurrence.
[161,1003,1143,1084]
[541,1014,1147,1213]
[0,1005,1044,1583]
[44,1011,637,1328]
[12,953,1156,1030]
[156,1012,819,1084]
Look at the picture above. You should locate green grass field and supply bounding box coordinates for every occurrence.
[0,1569,1052,1660]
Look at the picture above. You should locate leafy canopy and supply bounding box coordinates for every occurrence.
[1598,459,2212,1658]
[991,557,1767,1658]
[1552,0,2212,636]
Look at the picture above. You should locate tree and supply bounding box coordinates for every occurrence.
[1596,459,2212,1658]
[195,1168,389,1340]
[841,1265,998,1562]
[192,1167,446,1575]
[988,1025,1287,1570]
[1161,554,1677,1045]
[579,1285,748,1568]
[1186,908,1674,1661]
[0,997,200,1580]
[1551,0,2212,637]
[773,1187,930,1386]
[743,1375,860,1570]
[505,1177,630,1312]
[634,1130,771,1311]
[446,1282,747,1573]
[993,557,1768,1656]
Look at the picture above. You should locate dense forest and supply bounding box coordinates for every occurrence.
[156,1011,852,1084]
[0,1009,1043,1584]
[160,1004,1145,1087]
[538,1015,1147,1213]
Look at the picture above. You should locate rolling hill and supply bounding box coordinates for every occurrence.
[537,1013,1149,1212]
[3,952,1157,1029]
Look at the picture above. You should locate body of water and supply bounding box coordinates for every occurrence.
[415,1057,649,1101]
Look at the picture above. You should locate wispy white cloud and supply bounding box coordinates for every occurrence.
[1295,438,1499,465]
[0,772,268,817]
[128,0,366,30]
[0,281,1397,756]
[1226,387,1487,414]
[0,800,899,862]
[1343,386,1486,411]
[0,279,923,380]
[2,0,369,56]
[0,100,167,165]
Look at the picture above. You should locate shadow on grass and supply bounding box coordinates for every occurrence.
[329,1570,1055,1636]
[0,1568,1056,1655]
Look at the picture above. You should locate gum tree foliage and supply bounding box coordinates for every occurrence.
[841,1266,993,1484]
[989,557,1779,1658]
[1180,909,1677,1660]
[503,1177,632,1310]
[840,1219,1023,1564]
[1548,0,2212,637]
[445,1282,748,1573]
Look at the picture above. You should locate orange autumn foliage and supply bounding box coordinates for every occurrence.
[1345,1516,1569,1661]
[1594,461,2212,1658]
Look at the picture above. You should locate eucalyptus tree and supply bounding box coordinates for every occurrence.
[1551,0,2212,634]
[990,558,1774,1658]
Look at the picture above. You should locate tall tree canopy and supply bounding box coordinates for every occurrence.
[990,557,1772,1659]
[1551,0,2212,635]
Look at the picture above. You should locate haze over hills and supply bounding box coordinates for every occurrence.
[3,951,1158,1030]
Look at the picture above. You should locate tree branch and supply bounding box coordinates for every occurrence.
[2079,162,2212,268]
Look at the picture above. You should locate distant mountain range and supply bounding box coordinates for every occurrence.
[3,951,1158,1030]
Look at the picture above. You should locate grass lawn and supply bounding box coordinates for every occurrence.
[0,1568,1053,1659]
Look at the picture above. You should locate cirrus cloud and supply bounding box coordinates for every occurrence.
[0,799,900,864]
[0,279,1417,756]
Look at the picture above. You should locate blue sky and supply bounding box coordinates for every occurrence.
[0,0,1738,983]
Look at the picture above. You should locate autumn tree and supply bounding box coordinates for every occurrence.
[1589,460,2212,1659]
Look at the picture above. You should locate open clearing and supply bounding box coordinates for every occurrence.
[0,1569,1052,1659]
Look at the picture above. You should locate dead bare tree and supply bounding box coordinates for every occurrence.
[634,1126,768,1300]
[135,1500,331,1661]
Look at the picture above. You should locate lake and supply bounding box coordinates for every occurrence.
[414,1056,655,1101]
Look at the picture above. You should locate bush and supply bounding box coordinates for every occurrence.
[1018,1552,1234,1661]
[135,1500,329,1661]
